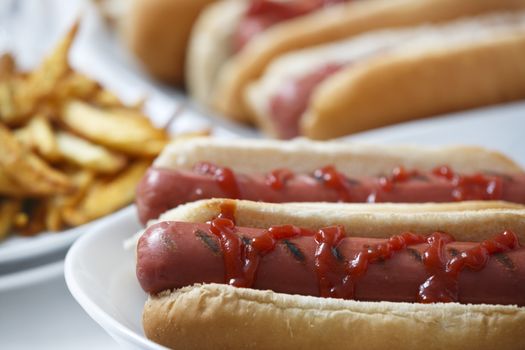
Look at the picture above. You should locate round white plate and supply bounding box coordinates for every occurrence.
[65,102,525,349]
[65,206,164,350]
[0,206,134,265]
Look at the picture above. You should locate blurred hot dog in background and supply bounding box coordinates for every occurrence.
[99,0,525,138]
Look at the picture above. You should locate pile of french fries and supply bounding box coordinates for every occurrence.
[0,23,170,240]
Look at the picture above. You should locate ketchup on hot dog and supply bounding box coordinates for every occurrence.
[136,163,525,224]
[136,203,524,305]
[233,0,349,52]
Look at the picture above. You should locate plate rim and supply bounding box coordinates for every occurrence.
[64,206,166,350]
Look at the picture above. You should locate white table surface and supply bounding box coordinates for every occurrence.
[0,263,116,349]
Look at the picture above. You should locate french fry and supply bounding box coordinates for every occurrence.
[0,79,18,124]
[0,199,21,240]
[63,160,149,226]
[49,170,94,231]
[45,198,63,232]
[55,72,100,102]
[27,115,61,161]
[0,54,15,80]
[0,167,27,197]
[56,131,127,174]
[61,100,168,157]
[91,88,124,109]
[28,21,78,99]
[61,170,95,208]
[18,200,47,236]
[0,124,74,196]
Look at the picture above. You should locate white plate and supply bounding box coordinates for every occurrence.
[65,206,164,350]
[65,103,525,349]
[0,206,134,265]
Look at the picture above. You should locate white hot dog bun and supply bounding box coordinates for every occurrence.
[153,137,524,175]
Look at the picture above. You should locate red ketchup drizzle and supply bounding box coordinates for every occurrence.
[208,204,521,301]
[379,166,419,192]
[208,214,314,287]
[191,162,509,204]
[265,169,295,190]
[233,0,348,52]
[217,201,236,221]
[368,166,420,203]
[315,228,427,298]
[432,165,503,201]
[193,162,240,199]
[418,230,519,303]
[313,165,352,201]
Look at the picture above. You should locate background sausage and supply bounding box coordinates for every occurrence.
[136,167,525,224]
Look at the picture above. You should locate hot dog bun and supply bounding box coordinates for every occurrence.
[145,283,525,350]
[158,198,525,242]
[111,0,218,84]
[187,0,525,122]
[246,11,525,139]
[143,199,525,349]
[186,0,248,105]
[154,137,524,175]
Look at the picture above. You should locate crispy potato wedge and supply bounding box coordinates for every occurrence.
[27,115,61,161]
[63,160,149,226]
[0,166,28,197]
[45,198,63,232]
[0,199,21,240]
[0,79,19,124]
[28,21,78,99]
[55,72,99,102]
[0,54,15,80]
[50,170,94,231]
[18,200,47,236]
[61,100,168,157]
[91,89,124,109]
[0,124,74,196]
[56,131,127,174]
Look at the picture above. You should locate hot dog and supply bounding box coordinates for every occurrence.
[186,0,525,122]
[98,0,218,85]
[135,137,525,223]
[246,11,525,139]
[138,199,525,349]
[138,221,525,304]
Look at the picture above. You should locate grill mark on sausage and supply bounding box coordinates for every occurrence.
[407,248,422,262]
[241,236,251,246]
[195,229,220,255]
[494,253,516,271]
[448,248,460,257]
[412,174,429,182]
[283,239,305,262]
[346,178,361,186]
[332,246,344,262]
